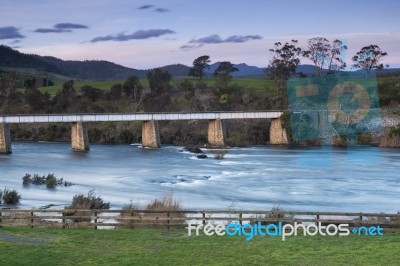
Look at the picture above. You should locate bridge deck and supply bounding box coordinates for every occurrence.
[1,111,283,124]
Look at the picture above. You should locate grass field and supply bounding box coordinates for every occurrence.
[0,227,399,265]
[37,77,274,95]
[38,79,126,94]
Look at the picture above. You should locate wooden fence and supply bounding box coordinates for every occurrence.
[0,209,399,231]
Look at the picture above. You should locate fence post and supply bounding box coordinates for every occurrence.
[167,212,170,230]
[316,214,320,226]
[30,211,34,228]
[0,211,2,226]
[239,213,243,226]
[359,214,363,226]
[202,212,206,226]
[62,211,66,229]
[94,211,98,230]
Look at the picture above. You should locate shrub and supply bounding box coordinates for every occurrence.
[32,174,45,185]
[65,189,110,223]
[1,187,21,204]
[45,174,57,188]
[251,205,293,225]
[357,134,372,145]
[22,174,31,185]
[143,194,185,227]
[118,200,140,227]
[22,173,73,187]
[380,128,400,148]
[67,189,110,210]
[280,111,292,141]
[57,178,73,187]
[389,125,400,138]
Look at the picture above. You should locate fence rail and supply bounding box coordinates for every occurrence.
[0,209,399,231]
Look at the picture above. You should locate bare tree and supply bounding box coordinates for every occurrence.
[303,37,347,75]
[352,45,388,76]
[267,40,302,98]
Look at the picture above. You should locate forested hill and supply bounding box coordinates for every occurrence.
[0,45,268,79]
[35,55,147,80]
[0,45,60,73]
[0,45,144,79]
[2,45,398,80]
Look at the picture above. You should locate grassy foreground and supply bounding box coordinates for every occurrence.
[0,227,399,265]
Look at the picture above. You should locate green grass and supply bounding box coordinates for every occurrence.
[38,80,147,94]
[0,227,399,265]
[31,75,399,96]
[37,77,273,95]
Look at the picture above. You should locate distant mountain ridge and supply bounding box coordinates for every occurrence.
[35,55,147,80]
[0,45,60,73]
[0,45,398,80]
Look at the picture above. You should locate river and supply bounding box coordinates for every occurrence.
[0,142,399,213]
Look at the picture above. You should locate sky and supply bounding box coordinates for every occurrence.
[1,0,399,69]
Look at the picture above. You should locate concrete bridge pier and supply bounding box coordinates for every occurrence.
[0,123,12,154]
[269,118,289,145]
[142,120,161,148]
[208,119,226,147]
[71,122,90,151]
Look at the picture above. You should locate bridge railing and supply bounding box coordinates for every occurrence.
[0,111,284,123]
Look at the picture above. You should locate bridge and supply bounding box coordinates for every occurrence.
[0,111,286,154]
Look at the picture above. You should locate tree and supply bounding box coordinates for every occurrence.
[303,37,347,75]
[108,83,122,101]
[143,68,172,111]
[123,76,144,101]
[352,45,388,75]
[80,85,104,102]
[188,55,211,79]
[178,79,195,100]
[53,80,77,112]
[328,39,348,72]
[213,61,238,86]
[267,40,302,97]
[146,68,172,94]
[0,71,18,112]
[24,88,51,112]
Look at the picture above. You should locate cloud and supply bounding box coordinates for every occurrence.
[190,34,262,44]
[54,23,88,30]
[138,5,154,9]
[34,23,88,33]
[138,4,170,12]
[180,43,204,49]
[224,35,263,43]
[90,29,175,43]
[34,28,70,33]
[181,34,262,49]
[154,8,170,13]
[0,26,25,40]
[190,34,223,44]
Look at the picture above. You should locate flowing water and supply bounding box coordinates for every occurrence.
[0,142,399,212]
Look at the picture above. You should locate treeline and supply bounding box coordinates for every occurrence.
[1,37,400,146]
[1,67,271,145]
